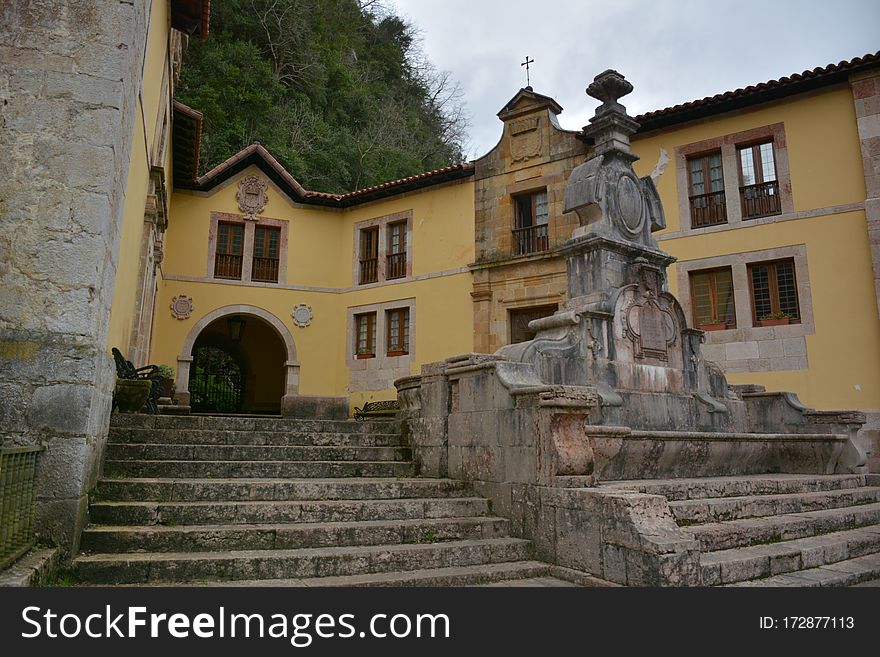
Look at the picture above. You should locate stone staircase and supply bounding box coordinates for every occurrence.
[71,414,570,586]
[604,474,880,586]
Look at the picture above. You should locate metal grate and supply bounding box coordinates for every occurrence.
[0,446,42,570]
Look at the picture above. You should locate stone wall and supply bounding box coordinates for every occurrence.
[0,0,150,553]
[471,89,587,354]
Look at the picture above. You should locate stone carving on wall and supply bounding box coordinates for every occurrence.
[510,115,542,162]
[170,295,194,320]
[237,175,269,219]
[292,303,313,328]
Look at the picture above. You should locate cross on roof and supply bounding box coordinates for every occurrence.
[521,56,534,89]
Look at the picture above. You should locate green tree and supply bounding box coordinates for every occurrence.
[177,0,468,193]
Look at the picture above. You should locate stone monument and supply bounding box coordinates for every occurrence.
[396,70,868,585]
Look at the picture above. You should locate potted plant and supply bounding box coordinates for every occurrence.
[112,378,152,413]
[356,347,374,360]
[155,364,176,400]
[699,316,728,331]
[759,312,791,327]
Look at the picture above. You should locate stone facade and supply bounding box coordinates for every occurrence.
[472,88,588,354]
[0,0,151,552]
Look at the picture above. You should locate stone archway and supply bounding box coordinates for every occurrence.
[176,305,300,412]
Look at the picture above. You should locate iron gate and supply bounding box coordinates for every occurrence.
[188,345,244,413]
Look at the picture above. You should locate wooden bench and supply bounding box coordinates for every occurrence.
[353,400,400,420]
[112,347,162,414]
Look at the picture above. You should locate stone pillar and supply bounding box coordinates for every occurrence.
[850,69,880,472]
[175,356,194,407]
[0,1,150,553]
[851,70,880,318]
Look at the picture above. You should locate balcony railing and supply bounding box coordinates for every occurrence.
[740,180,781,220]
[689,191,727,228]
[387,252,406,280]
[512,224,549,256]
[214,253,243,279]
[252,256,279,283]
[1,446,42,569]
[359,257,378,284]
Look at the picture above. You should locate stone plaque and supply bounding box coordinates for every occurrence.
[639,305,667,356]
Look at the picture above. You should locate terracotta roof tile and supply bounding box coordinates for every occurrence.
[631,52,880,132]
[185,142,474,207]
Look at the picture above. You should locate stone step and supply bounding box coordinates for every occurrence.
[689,502,880,551]
[103,459,417,479]
[89,497,491,526]
[475,577,580,587]
[111,414,398,435]
[601,474,866,501]
[81,516,509,553]
[101,561,557,587]
[110,427,405,447]
[723,552,880,587]
[71,537,533,584]
[94,477,471,502]
[104,443,412,463]
[672,487,880,524]
[701,525,880,585]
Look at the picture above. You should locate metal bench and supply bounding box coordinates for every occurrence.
[353,400,400,420]
[111,347,161,414]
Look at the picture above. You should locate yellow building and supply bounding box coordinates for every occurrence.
[135,52,880,469]
[151,141,475,417]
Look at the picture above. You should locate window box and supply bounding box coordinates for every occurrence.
[356,351,375,359]
[758,316,791,327]
[698,321,728,331]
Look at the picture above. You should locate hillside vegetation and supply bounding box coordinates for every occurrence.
[178,0,468,193]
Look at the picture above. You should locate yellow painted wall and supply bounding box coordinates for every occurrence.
[105,0,170,354]
[106,109,149,353]
[632,86,867,231]
[142,0,169,151]
[153,170,475,411]
[631,86,879,412]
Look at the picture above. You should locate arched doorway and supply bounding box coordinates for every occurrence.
[176,306,300,415]
[189,340,246,413]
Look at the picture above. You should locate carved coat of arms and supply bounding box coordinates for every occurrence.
[237,176,268,219]
[509,116,542,162]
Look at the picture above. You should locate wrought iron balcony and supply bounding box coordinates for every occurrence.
[740,180,781,220]
[214,253,243,279]
[386,252,406,279]
[689,190,727,228]
[512,224,549,256]
[252,256,279,283]
[359,257,378,284]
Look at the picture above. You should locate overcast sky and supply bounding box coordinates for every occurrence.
[390,0,880,159]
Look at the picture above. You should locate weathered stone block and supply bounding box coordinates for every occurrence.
[725,341,759,361]
[27,383,95,434]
